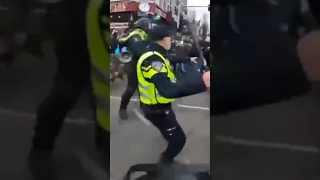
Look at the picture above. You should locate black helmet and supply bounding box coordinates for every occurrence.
[134,17,152,32]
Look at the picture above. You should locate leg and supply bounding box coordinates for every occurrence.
[145,108,186,163]
[32,20,90,150]
[28,74,87,180]
[119,69,137,119]
[33,76,89,150]
[29,0,89,178]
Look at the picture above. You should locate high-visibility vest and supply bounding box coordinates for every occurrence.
[118,28,147,42]
[86,0,109,132]
[136,51,176,105]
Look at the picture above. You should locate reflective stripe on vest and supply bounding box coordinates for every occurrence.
[136,51,176,105]
[119,28,147,42]
[87,0,110,132]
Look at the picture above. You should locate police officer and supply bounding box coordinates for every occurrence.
[136,24,210,163]
[118,17,152,120]
[28,0,108,176]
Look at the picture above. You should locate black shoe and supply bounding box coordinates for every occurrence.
[119,109,128,120]
[158,154,174,166]
[28,149,56,180]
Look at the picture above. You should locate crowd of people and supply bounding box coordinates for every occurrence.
[110,27,211,80]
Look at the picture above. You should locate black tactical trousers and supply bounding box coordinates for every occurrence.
[120,67,138,110]
[144,107,186,161]
[32,8,90,150]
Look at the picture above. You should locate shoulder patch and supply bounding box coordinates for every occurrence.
[151,61,163,72]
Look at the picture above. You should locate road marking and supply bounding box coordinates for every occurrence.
[215,135,320,153]
[110,96,210,111]
[0,108,93,125]
[75,150,112,180]
[133,108,151,126]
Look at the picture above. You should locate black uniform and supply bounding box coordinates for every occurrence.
[118,17,152,119]
[30,0,90,152]
[140,26,207,163]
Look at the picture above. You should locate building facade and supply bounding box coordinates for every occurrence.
[110,0,172,30]
[169,0,188,28]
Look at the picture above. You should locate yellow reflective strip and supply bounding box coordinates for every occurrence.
[118,36,128,42]
[159,65,167,73]
[157,97,174,103]
[138,86,149,95]
[141,65,151,71]
[139,92,151,100]
[143,66,167,78]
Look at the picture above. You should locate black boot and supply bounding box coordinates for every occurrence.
[28,148,56,180]
[119,108,128,120]
[158,153,174,166]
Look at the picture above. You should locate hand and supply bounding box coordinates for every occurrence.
[202,71,210,88]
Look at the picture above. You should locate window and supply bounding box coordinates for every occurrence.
[162,0,166,10]
[159,0,163,10]
[174,7,178,15]
[164,1,169,11]
[175,0,180,6]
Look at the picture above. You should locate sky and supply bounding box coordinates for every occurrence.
[187,0,210,24]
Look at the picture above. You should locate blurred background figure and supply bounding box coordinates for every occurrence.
[210,0,318,115]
